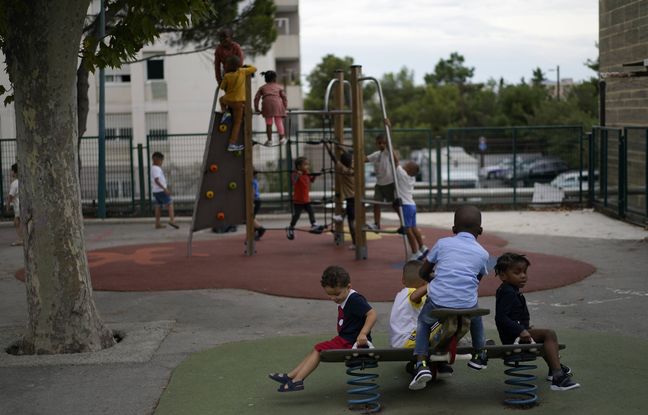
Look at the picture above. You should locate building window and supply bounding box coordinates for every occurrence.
[275,17,290,35]
[106,181,120,198]
[147,59,164,80]
[105,113,133,141]
[106,65,131,83]
[146,112,168,141]
[122,180,133,198]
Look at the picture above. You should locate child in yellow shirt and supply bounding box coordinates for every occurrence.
[219,55,256,152]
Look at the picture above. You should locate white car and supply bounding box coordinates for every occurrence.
[550,170,596,190]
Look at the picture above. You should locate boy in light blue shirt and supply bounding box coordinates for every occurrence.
[409,205,490,390]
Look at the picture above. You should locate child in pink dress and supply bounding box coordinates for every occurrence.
[254,70,288,146]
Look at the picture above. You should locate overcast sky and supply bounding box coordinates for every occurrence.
[299,0,598,89]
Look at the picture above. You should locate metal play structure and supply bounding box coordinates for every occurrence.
[187,65,409,260]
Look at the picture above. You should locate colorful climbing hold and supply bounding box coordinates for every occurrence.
[216,212,225,220]
[205,190,215,199]
[228,182,237,190]
[209,164,218,173]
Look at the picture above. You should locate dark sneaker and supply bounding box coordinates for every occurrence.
[435,363,454,379]
[546,364,572,381]
[550,373,580,391]
[467,350,488,370]
[286,227,295,240]
[408,362,433,390]
[255,227,266,241]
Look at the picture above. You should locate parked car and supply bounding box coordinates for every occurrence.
[550,170,598,191]
[503,157,568,186]
[479,156,523,179]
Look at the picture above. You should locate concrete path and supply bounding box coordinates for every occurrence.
[0,210,646,414]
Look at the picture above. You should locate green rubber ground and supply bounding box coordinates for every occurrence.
[155,330,647,415]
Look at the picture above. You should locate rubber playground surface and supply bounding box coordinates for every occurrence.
[15,226,595,301]
[154,330,647,415]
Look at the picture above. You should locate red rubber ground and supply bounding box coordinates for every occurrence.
[15,227,595,300]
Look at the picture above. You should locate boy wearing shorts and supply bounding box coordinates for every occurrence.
[151,152,179,230]
[268,265,377,392]
[366,134,398,230]
[395,160,427,260]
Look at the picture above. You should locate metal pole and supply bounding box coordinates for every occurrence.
[97,0,106,218]
[244,74,255,255]
[137,144,146,215]
[599,80,606,126]
[333,70,345,243]
[556,65,560,100]
[350,65,367,260]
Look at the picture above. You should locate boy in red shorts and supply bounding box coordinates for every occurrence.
[268,265,377,392]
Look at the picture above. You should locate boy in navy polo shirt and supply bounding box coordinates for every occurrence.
[409,205,490,390]
[495,252,580,391]
[269,265,377,392]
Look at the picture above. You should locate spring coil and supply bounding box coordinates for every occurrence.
[345,358,381,413]
[503,353,538,407]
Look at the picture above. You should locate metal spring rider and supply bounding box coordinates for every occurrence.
[345,356,381,413]
[503,352,539,407]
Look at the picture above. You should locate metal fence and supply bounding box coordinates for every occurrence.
[1,125,591,218]
[591,126,647,225]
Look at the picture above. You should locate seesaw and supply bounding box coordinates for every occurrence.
[320,308,565,413]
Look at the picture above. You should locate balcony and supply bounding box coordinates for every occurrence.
[274,35,300,60]
[275,0,298,12]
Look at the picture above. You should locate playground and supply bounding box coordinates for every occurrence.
[1,211,647,414]
[1,68,648,415]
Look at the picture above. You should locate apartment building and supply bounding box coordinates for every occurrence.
[0,0,303,207]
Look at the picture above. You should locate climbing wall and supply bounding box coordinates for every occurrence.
[191,112,246,232]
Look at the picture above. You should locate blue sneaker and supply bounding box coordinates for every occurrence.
[227,143,244,152]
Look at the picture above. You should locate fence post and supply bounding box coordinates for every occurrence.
[587,132,595,207]
[436,135,442,208]
[578,127,584,205]
[619,129,627,218]
[512,128,517,207]
[0,140,4,213]
[427,131,432,210]
[137,144,147,216]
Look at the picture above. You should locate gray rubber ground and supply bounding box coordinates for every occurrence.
[0,211,647,414]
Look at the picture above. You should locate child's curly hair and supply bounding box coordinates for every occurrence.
[494,252,530,276]
[321,266,351,288]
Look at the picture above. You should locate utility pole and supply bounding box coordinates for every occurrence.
[97,0,106,218]
[556,65,560,100]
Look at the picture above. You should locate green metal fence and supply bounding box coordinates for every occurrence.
[591,126,647,225]
[1,125,592,218]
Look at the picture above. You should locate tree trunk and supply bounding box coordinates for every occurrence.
[3,0,114,354]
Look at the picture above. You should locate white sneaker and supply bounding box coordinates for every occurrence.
[409,251,422,261]
[420,245,429,252]
[279,137,287,145]
[333,215,344,223]
[348,244,356,250]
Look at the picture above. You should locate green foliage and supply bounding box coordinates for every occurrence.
[303,54,355,127]
[170,0,277,56]
[424,52,475,86]
[81,0,213,71]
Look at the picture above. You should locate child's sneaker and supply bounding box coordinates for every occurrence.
[550,372,580,391]
[286,227,295,240]
[220,112,231,122]
[332,215,344,223]
[263,140,272,147]
[408,361,432,390]
[310,223,323,232]
[279,137,287,145]
[227,143,244,152]
[366,223,380,231]
[546,364,572,381]
[409,251,422,261]
[435,362,454,379]
[467,350,488,370]
[255,227,266,241]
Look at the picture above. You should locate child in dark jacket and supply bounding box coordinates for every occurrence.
[495,252,580,391]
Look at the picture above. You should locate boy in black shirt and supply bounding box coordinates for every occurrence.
[495,253,580,391]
